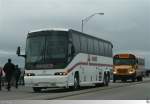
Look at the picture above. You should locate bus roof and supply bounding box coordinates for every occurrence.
[70,29,113,47]
[29,28,69,33]
[28,28,113,46]
[114,53,144,59]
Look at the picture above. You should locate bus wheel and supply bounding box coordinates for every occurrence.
[103,73,109,86]
[33,87,41,92]
[107,72,110,82]
[132,77,135,82]
[73,73,80,90]
[113,79,116,83]
[137,77,140,81]
[113,76,116,83]
[137,76,143,81]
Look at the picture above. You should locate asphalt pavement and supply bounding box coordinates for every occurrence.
[0,77,150,100]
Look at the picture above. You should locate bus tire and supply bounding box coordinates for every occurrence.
[33,87,41,92]
[107,72,110,83]
[73,72,80,90]
[103,73,109,86]
[137,76,143,81]
[113,76,116,83]
[132,77,136,82]
[113,79,116,83]
[68,86,74,90]
[137,76,142,82]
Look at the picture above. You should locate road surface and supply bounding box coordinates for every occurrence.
[58,80,150,100]
[0,77,150,100]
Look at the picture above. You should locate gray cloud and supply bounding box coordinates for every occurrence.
[1,0,150,67]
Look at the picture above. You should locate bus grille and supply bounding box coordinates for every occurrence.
[117,69,128,74]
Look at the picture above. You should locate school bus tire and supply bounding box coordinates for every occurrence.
[137,76,143,82]
[113,75,116,83]
[33,87,41,92]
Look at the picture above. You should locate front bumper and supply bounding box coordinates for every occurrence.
[25,75,68,88]
[113,73,136,80]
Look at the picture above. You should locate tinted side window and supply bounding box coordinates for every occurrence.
[94,39,99,55]
[72,33,81,54]
[80,36,87,53]
[103,42,106,56]
[109,44,113,57]
[88,38,93,54]
[105,43,109,56]
[99,41,104,56]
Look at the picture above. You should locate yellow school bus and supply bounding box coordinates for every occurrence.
[113,53,145,82]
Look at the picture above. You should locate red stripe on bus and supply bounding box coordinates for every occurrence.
[67,62,113,73]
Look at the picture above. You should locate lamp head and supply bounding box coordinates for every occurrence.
[98,13,104,15]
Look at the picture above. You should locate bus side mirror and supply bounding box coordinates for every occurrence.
[16,46,20,56]
[68,54,71,57]
[16,46,26,58]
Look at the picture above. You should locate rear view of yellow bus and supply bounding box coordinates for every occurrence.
[113,53,145,82]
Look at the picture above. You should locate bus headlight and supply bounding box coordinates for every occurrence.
[54,72,68,75]
[129,69,135,74]
[25,73,35,76]
[113,69,117,74]
[113,71,117,74]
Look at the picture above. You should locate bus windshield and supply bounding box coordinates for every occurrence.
[26,31,68,70]
[113,58,136,65]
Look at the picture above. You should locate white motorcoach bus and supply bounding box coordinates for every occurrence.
[17,28,113,92]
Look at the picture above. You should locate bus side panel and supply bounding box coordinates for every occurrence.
[66,53,113,87]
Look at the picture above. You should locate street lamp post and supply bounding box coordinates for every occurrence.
[81,12,104,32]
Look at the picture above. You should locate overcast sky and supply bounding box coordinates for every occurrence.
[1,0,150,68]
